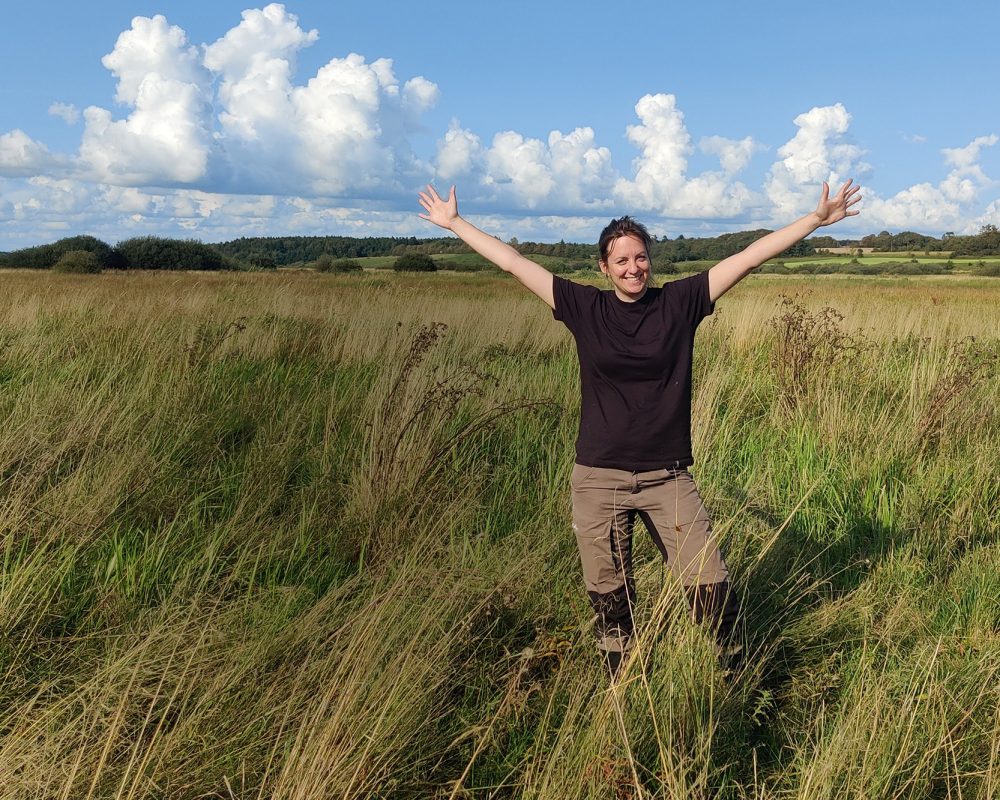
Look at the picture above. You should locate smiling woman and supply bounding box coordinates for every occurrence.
[418,180,861,679]
[597,216,652,301]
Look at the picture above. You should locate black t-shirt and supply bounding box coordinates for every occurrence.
[552,271,714,470]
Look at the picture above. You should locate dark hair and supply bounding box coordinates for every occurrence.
[597,216,652,265]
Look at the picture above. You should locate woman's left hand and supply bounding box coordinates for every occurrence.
[814,179,862,226]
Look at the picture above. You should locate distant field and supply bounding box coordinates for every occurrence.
[335,252,1000,275]
[0,270,996,797]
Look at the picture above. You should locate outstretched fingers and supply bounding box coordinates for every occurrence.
[843,180,862,216]
[417,183,458,228]
[417,184,441,217]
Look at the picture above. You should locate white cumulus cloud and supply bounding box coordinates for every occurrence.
[0,130,60,178]
[200,4,437,196]
[863,133,998,231]
[764,102,870,219]
[434,123,615,211]
[48,103,80,125]
[942,134,998,171]
[613,94,758,218]
[78,14,213,185]
[435,121,483,183]
[1,4,439,201]
[2,7,999,245]
[699,135,762,176]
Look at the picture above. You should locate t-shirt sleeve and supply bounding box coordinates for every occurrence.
[671,270,715,327]
[552,275,593,334]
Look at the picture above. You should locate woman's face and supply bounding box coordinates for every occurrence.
[599,234,650,302]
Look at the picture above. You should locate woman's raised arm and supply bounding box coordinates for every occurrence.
[418,185,555,309]
[707,179,862,302]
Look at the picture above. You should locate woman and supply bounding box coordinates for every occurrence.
[418,180,861,677]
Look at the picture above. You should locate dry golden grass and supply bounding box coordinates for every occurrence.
[0,268,996,798]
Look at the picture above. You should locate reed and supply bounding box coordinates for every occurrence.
[0,269,995,798]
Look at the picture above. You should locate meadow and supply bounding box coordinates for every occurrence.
[307,253,1000,275]
[0,268,997,798]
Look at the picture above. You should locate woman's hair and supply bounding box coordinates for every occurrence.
[597,216,652,264]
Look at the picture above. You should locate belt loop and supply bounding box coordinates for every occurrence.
[630,472,639,494]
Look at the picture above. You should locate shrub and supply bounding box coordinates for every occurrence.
[885,263,924,275]
[313,255,363,273]
[0,235,121,270]
[245,253,277,270]
[771,294,858,408]
[314,254,334,272]
[843,263,879,275]
[114,237,228,271]
[53,250,102,274]
[393,253,437,272]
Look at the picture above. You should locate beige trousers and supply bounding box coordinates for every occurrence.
[570,463,729,653]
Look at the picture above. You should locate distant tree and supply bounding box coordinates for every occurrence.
[393,253,437,272]
[245,252,277,270]
[807,235,840,250]
[315,255,362,273]
[779,240,814,258]
[0,235,120,269]
[114,237,228,270]
[53,250,102,274]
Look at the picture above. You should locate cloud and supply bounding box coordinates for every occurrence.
[433,123,615,211]
[764,102,871,218]
[202,3,318,80]
[699,135,762,176]
[1,6,998,245]
[199,4,438,196]
[0,130,61,178]
[863,183,963,230]
[78,14,213,185]
[969,199,1000,233]
[612,94,758,218]
[486,127,615,210]
[863,134,997,231]
[48,103,80,125]
[0,5,439,200]
[942,134,998,182]
[435,121,483,183]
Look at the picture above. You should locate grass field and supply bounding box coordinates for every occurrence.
[0,269,997,798]
[332,252,1000,275]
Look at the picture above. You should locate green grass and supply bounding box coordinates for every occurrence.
[306,252,1000,277]
[0,270,996,798]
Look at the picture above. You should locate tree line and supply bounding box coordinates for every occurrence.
[859,225,1000,256]
[2,226,998,271]
[0,235,234,271]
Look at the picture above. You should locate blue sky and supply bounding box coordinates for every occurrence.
[1,1,998,249]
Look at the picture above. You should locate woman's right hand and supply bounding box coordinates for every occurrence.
[418,184,459,230]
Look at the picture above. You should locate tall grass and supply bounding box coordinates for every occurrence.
[0,269,996,798]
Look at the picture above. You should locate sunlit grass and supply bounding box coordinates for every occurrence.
[0,269,996,798]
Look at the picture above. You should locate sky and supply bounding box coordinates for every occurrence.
[1,0,998,249]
